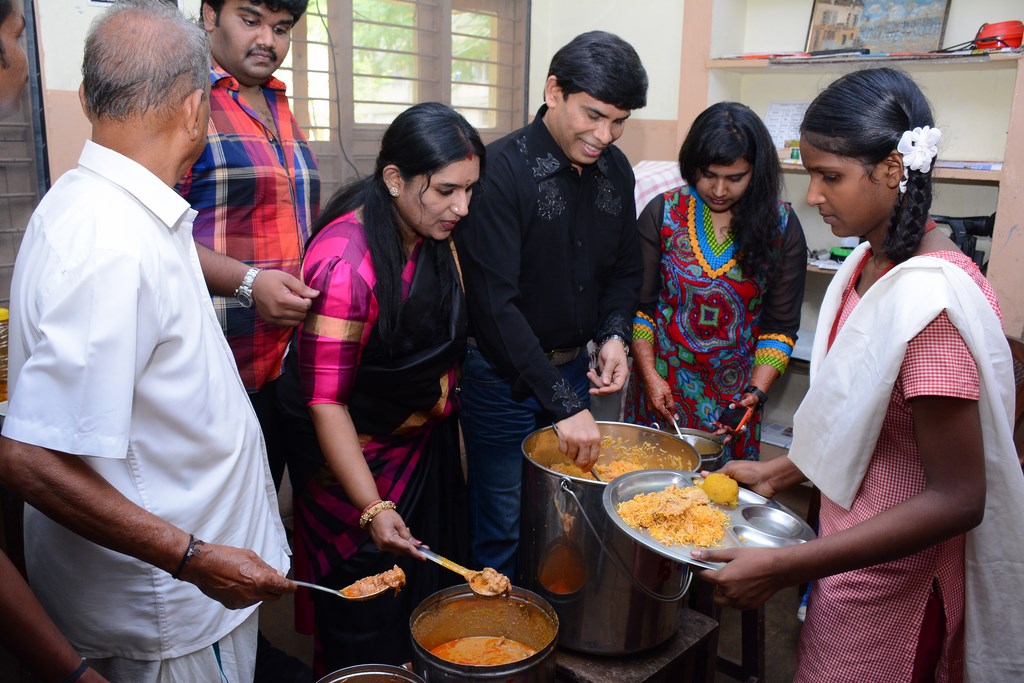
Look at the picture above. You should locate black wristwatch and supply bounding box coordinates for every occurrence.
[744,385,768,406]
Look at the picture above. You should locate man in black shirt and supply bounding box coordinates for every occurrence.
[455,31,648,577]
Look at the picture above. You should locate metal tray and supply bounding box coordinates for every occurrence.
[602,469,816,570]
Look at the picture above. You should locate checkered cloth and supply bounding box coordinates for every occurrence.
[632,160,684,218]
[794,249,1003,682]
[177,63,320,391]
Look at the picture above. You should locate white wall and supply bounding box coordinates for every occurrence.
[37,0,1024,175]
[724,0,1023,55]
[37,1,108,92]
[528,0,1024,124]
[527,0,684,120]
[37,0,202,92]
[42,0,1022,116]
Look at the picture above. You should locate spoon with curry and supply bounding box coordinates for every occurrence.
[292,564,406,601]
[416,546,512,597]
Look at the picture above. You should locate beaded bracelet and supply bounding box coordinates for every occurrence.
[359,500,397,528]
[59,657,90,683]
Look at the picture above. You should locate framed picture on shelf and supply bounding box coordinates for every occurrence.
[89,0,184,6]
[805,0,952,54]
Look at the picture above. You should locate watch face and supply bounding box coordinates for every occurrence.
[236,290,254,308]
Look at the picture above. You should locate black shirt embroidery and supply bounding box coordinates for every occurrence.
[455,105,642,421]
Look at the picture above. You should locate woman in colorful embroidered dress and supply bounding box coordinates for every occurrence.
[276,102,484,675]
[625,102,807,461]
[693,69,1024,682]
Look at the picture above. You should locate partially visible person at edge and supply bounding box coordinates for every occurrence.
[624,102,807,462]
[176,3,318,678]
[276,102,482,675]
[0,1,109,681]
[177,0,320,491]
[694,68,1024,682]
[455,31,648,578]
[0,2,293,681]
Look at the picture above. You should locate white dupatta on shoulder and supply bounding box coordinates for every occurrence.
[789,243,1024,681]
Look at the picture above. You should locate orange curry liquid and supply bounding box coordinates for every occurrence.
[538,543,585,595]
[429,635,537,666]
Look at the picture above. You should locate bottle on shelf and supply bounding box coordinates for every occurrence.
[0,307,8,404]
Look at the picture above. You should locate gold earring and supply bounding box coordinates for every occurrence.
[388,187,399,197]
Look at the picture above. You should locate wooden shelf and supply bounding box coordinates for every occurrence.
[707,52,1022,75]
[933,167,1003,182]
[779,162,1002,183]
[679,1,1024,335]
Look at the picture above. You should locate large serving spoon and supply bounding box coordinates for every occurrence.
[292,564,405,601]
[669,413,686,441]
[291,579,389,601]
[416,546,511,597]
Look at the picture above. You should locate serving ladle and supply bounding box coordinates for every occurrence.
[291,579,391,601]
[416,546,511,597]
[669,413,687,440]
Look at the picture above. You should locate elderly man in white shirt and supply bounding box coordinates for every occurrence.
[0,2,293,681]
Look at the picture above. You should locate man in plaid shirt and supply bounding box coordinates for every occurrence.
[176,2,319,680]
[177,0,320,489]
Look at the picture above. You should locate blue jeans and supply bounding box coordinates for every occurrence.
[459,344,592,578]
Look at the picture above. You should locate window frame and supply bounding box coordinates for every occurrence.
[286,0,529,197]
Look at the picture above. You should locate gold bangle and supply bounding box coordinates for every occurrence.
[359,500,396,528]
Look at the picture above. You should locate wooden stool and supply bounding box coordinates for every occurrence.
[691,581,765,683]
[556,607,718,683]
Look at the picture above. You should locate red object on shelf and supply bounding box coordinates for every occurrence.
[975,21,1023,50]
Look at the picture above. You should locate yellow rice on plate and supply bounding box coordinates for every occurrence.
[616,484,730,547]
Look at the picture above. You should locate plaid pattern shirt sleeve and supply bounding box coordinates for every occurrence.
[177,65,320,390]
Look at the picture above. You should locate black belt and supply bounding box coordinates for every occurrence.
[544,347,583,366]
[466,337,583,366]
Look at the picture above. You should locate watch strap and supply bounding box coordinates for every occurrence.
[744,385,768,406]
[599,333,630,356]
[234,267,261,306]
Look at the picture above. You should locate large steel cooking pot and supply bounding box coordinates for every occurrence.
[518,422,695,654]
[316,664,425,683]
[410,585,558,682]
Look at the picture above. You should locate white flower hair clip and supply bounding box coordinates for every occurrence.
[896,125,942,193]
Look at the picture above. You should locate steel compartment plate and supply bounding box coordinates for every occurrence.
[602,469,816,570]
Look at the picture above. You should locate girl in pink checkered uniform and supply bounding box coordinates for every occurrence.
[692,68,1024,682]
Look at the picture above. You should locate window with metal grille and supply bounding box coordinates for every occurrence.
[275,1,332,142]
[278,0,529,197]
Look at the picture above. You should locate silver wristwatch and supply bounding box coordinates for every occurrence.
[600,333,630,357]
[234,267,261,309]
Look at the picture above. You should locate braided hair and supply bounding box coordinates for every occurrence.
[801,68,935,263]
